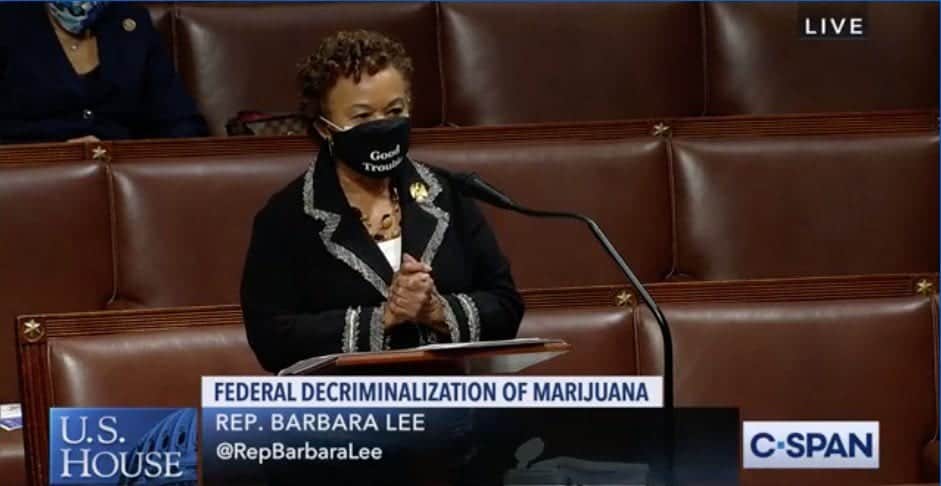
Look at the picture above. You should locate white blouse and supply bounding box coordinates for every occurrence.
[377,236,402,272]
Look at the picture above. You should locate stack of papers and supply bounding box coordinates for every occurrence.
[0,403,21,431]
[416,337,561,351]
[278,355,339,376]
[279,337,564,376]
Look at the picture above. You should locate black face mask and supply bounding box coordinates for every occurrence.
[324,117,411,179]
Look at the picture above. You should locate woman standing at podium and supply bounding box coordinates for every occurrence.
[240,29,524,374]
[240,29,521,486]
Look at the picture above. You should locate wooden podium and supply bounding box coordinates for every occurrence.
[279,338,572,375]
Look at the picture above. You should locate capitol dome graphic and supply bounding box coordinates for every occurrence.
[117,409,198,486]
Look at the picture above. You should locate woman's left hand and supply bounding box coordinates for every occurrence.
[415,287,446,330]
[399,254,447,328]
[385,254,434,327]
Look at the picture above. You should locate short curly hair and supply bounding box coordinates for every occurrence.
[297,30,414,133]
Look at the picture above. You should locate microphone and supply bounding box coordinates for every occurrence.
[447,171,517,210]
[445,169,676,484]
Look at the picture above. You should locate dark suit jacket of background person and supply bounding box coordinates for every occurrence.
[241,148,525,373]
[0,3,207,143]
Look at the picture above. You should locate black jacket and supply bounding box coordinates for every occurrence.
[0,3,207,143]
[241,149,524,373]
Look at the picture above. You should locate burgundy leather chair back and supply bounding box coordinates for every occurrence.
[0,162,113,403]
[517,307,636,375]
[412,138,674,287]
[671,133,940,280]
[635,296,939,486]
[174,3,443,135]
[438,2,704,125]
[43,307,636,409]
[110,154,309,308]
[108,137,672,309]
[704,2,939,114]
[15,302,636,486]
[155,3,938,128]
[48,324,262,407]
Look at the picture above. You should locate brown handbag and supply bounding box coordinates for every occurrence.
[225,111,308,136]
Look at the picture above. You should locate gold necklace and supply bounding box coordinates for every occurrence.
[351,187,401,242]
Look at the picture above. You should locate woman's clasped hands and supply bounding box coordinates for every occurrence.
[383,254,446,333]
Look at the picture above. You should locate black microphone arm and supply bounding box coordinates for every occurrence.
[447,170,676,483]
[448,171,674,409]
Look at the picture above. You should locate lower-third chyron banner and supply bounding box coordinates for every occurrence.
[200,376,738,485]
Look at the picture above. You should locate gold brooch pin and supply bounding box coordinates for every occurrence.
[122,18,137,32]
[410,182,429,202]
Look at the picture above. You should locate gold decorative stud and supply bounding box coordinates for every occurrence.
[915,279,934,296]
[91,145,110,162]
[122,18,137,32]
[409,182,429,203]
[22,319,44,343]
[651,122,671,137]
[615,290,635,307]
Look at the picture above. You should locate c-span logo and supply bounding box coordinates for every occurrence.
[743,421,879,469]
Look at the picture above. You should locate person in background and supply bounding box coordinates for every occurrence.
[0,2,207,144]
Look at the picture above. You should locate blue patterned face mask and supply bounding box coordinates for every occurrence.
[47,2,107,35]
